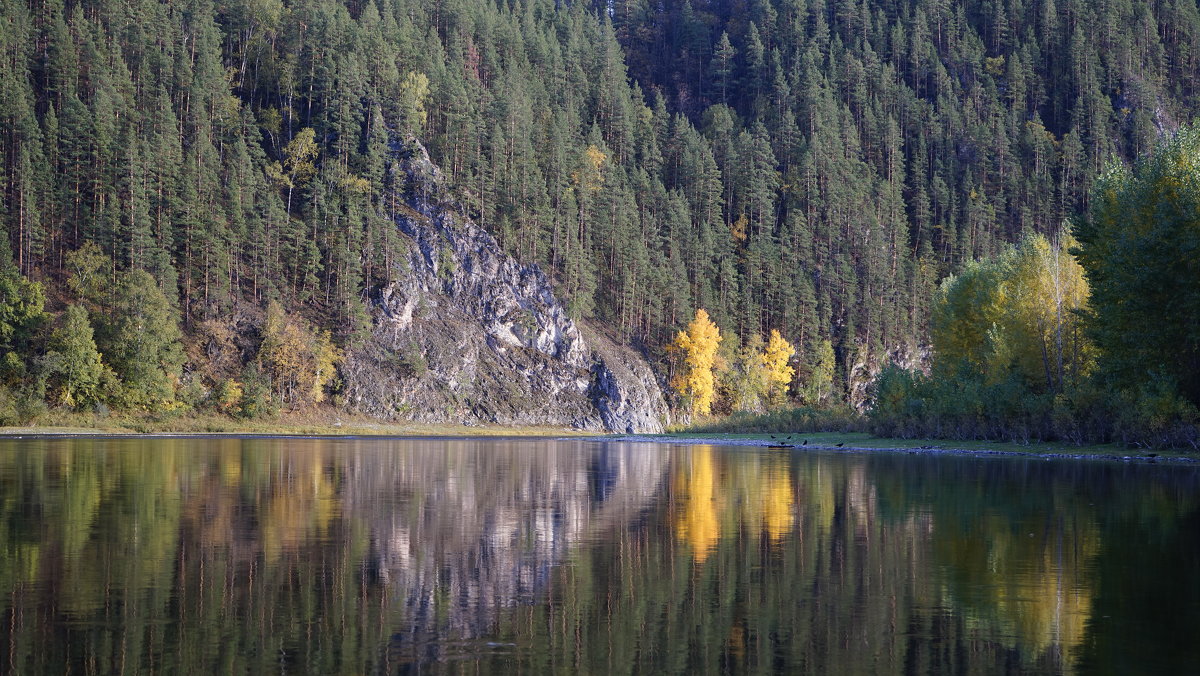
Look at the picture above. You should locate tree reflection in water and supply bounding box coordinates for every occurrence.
[0,438,1197,674]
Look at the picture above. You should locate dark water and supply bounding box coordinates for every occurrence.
[1,437,1198,674]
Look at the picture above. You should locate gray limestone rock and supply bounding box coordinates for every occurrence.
[343,136,668,432]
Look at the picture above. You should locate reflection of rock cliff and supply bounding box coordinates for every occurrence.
[342,440,669,654]
[343,137,667,432]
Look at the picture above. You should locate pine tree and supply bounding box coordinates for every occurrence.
[0,263,45,385]
[711,32,737,104]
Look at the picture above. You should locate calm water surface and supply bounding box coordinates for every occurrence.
[1,436,1198,674]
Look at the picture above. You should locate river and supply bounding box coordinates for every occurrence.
[0,436,1196,674]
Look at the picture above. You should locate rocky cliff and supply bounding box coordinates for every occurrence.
[343,136,668,432]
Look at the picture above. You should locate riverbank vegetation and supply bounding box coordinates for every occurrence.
[0,407,584,436]
[873,126,1200,449]
[0,0,1199,442]
[0,245,343,425]
[680,407,862,435]
[693,126,1199,448]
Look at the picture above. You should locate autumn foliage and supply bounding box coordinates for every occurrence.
[670,310,799,416]
[670,309,722,416]
[931,232,1092,392]
[258,301,342,408]
[761,330,796,405]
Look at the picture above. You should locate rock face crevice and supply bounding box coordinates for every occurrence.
[343,136,668,432]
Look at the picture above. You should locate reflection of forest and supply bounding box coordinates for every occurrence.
[0,437,671,672]
[1,439,1199,674]
[554,447,945,673]
[488,452,1200,674]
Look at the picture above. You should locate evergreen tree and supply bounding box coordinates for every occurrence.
[1075,125,1200,405]
[97,269,185,409]
[0,263,45,385]
[41,304,106,407]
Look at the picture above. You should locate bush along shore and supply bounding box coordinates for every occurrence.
[868,128,1200,451]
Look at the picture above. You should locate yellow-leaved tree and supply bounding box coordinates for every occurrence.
[761,329,796,406]
[573,144,607,194]
[1005,232,1092,391]
[258,301,342,408]
[265,127,318,218]
[397,71,431,130]
[670,309,722,416]
[932,232,1091,392]
[725,330,796,412]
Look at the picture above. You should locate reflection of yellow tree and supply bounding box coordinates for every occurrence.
[674,446,722,562]
[675,450,798,560]
[1005,546,1096,665]
[219,442,242,487]
[937,512,1100,671]
[736,455,794,541]
[257,444,340,564]
[758,462,794,540]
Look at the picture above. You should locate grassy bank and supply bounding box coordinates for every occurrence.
[0,408,587,437]
[651,430,1158,458]
[2,407,1190,461]
[668,407,1195,459]
[678,406,863,435]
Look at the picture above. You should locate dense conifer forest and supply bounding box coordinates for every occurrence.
[0,0,1198,436]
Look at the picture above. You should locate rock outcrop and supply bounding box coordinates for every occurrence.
[343,136,668,432]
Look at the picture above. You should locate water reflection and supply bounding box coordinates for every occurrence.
[0,438,1198,674]
[674,445,797,563]
[924,466,1100,667]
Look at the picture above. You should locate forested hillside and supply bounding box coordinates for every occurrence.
[1,0,1198,414]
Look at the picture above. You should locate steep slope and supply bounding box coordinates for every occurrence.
[4,0,1199,417]
[343,137,667,433]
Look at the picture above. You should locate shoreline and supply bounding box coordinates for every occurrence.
[0,420,592,439]
[0,431,585,440]
[594,434,1198,464]
[0,424,1192,464]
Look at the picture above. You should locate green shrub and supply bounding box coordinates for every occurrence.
[0,386,21,426]
[869,365,926,438]
[238,366,278,419]
[684,405,863,435]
